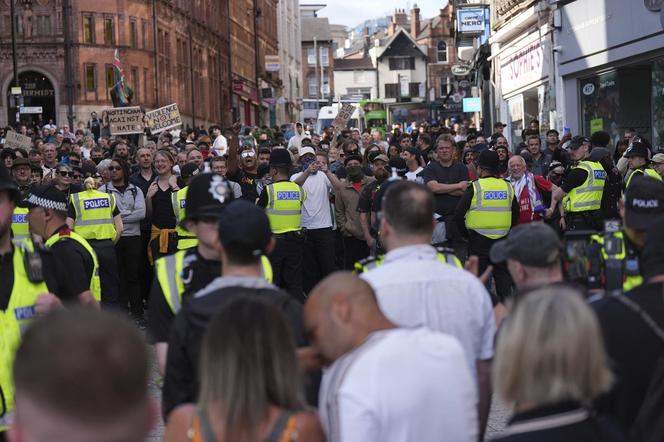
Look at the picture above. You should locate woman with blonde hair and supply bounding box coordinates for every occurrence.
[145,149,180,264]
[67,176,123,307]
[164,297,324,442]
[492,286,626,441]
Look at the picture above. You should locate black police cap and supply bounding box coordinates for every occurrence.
[183,173,234,221]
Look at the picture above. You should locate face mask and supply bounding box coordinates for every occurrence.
[301,157,316,172]
[346,165,364,182]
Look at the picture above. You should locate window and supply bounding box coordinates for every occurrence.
[437,41,448,63]
[129,20,137,48]
[141,20,148,48]
[388,57,415,70]
[85,64,96,91]
[33,16,51,36]
[320,47,329,67]
[307,47,316,65]
[307,75,318,97]
[409,82,420,97]
[440,77,450,96]
[143,68,149,102]
[83,15,94,43]
[105,64,115,89]
[104,17,114,45]
[385,83,399,98]
[131,67,139,102]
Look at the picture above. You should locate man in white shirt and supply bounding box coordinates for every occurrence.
[287,122,307,151]
[210,125,227,156]
[361,180,495,439]
[401,147,424,182]
[291,147,343,292]
[306,272,478,442]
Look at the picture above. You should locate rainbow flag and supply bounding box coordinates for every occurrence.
[112,49,133,106]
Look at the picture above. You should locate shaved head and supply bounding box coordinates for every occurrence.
[305,272,392,366]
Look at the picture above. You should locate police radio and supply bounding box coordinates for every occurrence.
[562,230,600,288]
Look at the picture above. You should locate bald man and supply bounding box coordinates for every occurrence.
[306,272,477,442]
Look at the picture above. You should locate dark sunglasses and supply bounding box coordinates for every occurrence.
[58,171,75,177]
[108,166,122,171]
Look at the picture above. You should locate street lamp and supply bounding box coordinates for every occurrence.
[9,0,21,127]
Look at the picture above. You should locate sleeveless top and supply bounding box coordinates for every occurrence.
[189,407,299,442]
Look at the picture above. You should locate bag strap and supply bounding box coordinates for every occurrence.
[264,411,294,442]
[609,292,664,344]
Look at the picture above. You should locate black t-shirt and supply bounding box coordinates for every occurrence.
[228,169,259,202]
[49,234,96,301]
[130,171,157,230]
[162,277,306,418]
[420,161,469,216]
[591,282,664,431]
[151,186,176,229]
[147,249,222,343]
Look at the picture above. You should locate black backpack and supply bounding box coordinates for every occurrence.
[609,293,664,442]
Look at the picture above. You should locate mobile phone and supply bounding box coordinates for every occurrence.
[563,127,571,137]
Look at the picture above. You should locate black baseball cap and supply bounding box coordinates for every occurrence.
[344,154,363,166]
[476,149,499,172]
[180,163,200,180]
[388,157,407,176]
[490,222,562,267]
[23,185,68,212]
[624,142,650,159]
[623,175,664,229]
[494,122,507,128]
[217,200,271,257]
[183,173,234,222]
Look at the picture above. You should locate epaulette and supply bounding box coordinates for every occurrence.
[353,255,381,274]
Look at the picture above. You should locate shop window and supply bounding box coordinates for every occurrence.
[83,15,94,43]
[437,41,448,63]
[85,64,96,92]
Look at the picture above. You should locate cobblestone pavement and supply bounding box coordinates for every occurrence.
[486,397,511,440]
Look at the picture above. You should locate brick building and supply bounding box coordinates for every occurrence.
[0,0,280,130]
[300,4,334,122]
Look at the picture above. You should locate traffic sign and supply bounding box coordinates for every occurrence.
[19,106,43,114]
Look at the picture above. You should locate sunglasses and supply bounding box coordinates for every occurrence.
[240,151,256,158]
[108,166,122,171]
[58,171,75,177]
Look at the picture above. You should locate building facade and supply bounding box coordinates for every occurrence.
[276,0,302,125]
[0,0,233,130]
[300,4,334,123]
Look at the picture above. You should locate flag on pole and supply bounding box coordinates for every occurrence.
[111,49,133,107]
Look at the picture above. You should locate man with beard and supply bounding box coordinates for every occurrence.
[358,155,391,254]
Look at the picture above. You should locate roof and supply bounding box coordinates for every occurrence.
[301,17,332,42]
[333,57,375,70]
[376,28,427,59]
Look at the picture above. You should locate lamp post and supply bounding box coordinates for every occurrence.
[10,0,21,127]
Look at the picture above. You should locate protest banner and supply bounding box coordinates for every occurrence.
[106,106,144,135]
[331,103,356,131]
[4,131,32,151]
[145,103,182,134]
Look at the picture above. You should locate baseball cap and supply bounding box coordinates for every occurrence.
[217,200,272,257]
[490,222,562,267]
[269,149,292,167]
[623,175,664,229]
[494,122,507,128]
[472,143,488,154]
[476,150,499,172]
[624,142,650,159]
[11,157,30,169]
[372,154,389,164]
[183,173,234,221]
[180,163,200,180]
[343,154,363,166]
[651,153,664,164]
[641,216,664,281]
[23,185,68,212]
[388,157,407,176]
[568,136,590,150]
[298,146,315,157]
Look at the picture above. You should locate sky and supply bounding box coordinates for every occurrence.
[316,0,450,28]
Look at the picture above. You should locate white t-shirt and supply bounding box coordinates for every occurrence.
[361,244,496,372]
[211,134,228,156]
[290,171,333,229]
[320,327,478,442]
[405,166,423,182]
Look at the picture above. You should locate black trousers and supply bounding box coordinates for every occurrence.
[566,210,602,232]
[115,236,143,317]
[343,236,369,270]
[89,239,120,309]
[468,235,513,305]
[270,232,305,303]
[303,227,337,294]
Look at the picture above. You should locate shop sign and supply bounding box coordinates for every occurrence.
[500,34,549,95]
[452,64,472,77]
[106,106,144,135]
[462,97,482,113]
[457,7,487,35]
[145,103,182,134]
[265,55,281,72]
[232,80,259,102]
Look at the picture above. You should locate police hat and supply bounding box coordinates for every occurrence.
[624,142,650,159]
[23,185,68,212]
[182,173,234,222]
[269,148,292,167]
[476,150,500,172]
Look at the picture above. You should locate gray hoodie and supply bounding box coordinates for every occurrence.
[100,182,146,236]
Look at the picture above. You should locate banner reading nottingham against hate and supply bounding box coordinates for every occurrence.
[145,103,182,134]
[106,107,144,135]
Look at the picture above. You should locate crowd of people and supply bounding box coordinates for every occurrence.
[0,113,663,442]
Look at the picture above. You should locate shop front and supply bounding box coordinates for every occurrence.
[232,80,259,126]
[497,29,553,149]
[558,0,664,148]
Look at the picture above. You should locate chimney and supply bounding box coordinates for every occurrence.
[411,3,420,39]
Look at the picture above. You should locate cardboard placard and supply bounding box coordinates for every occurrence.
[331,103,356,131]
[4,131,32,150]
[106,106,144,135]
[145,103,182,134]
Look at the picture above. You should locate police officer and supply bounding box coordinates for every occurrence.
[454,149,519,304]
[257,149,306,300]
[590,176,664,293]
[172,163,199,250]
[67,177,123,307]
[148,173,273,375]
[10,158,33,245]
[547,136,606,231]
[624,139,662,189]
[25,186,101,305]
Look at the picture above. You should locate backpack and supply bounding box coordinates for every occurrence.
[609,293,664,442]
